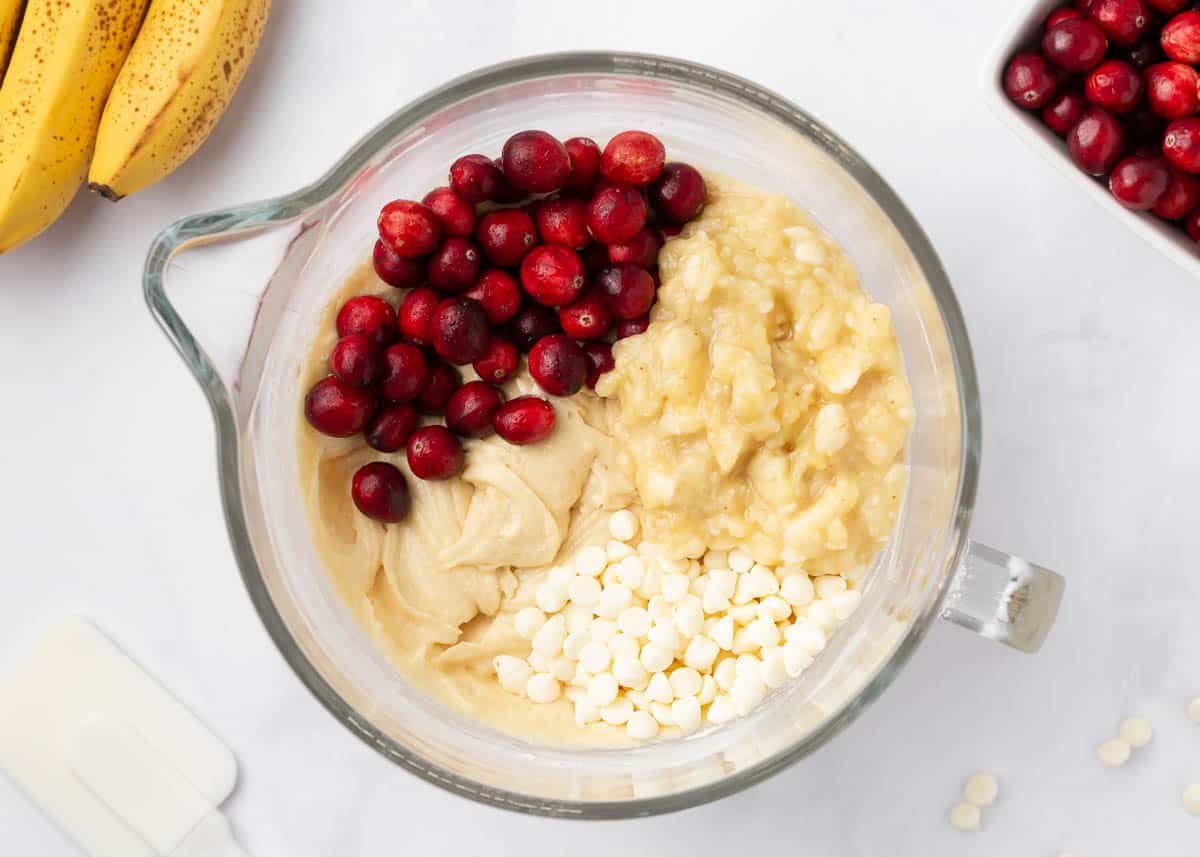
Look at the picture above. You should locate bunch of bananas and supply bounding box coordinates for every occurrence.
[0,0,270,254]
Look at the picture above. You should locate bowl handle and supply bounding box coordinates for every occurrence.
[940,541,1065,653]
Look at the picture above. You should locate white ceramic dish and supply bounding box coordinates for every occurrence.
[981,0,1200,276]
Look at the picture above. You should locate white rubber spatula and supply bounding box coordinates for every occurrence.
[0,618,249,857]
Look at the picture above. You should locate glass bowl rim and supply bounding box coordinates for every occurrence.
[143,50,982,819]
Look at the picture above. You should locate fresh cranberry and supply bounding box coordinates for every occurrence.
[1109,154,1171,207]
[336,295,396,348]
[378,200,442,258]
[649,163,707,224]
[587,185,648,243]
[364,403,419,452]
[449,154,504,203]
[422,187,476,237]
[1042,90,1088,134]
[596,264,656,320]
[1089,0,1149,46]
[501,130,570,193]
[1068,106,1126,173]
[1147,0,1188,11]
[406,425,464,480]
[601,131,666,186]
[564,137,602,189]
[1185,205,1200,239]
[616,314,650,339]
[416,360,461,414]
[1164,117,1200,171]
[1144,62,1200,118]
[559,290,614,340]
[330,334,383,388]
[472,336,520,383]
[519,245,587,307]
[509,303,560,351]
[305,376,376,437]
[583,342,615,389]
[1048,6,1085,25]
[493,396,556,445]
[476,209,538,267]
[1085,59,1143,112]
[445,381,503,438]
[658,224,682,241]
[1043,19,1109,71]
[528,334,587,396]
[607,227,661,268]
[1152,168,1200,216]
[1004,53,1060,110]
[462,270,521,325]
[1162,10,1200,62]
[426,237,481,291]
[380,342,429,402]
[398,286,440,345]
[535,196,590,249]
[373,239,424,288]
[431,297,489,364]
[351,462,411,523]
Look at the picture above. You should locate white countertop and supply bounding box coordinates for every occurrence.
[3,1,1199,854]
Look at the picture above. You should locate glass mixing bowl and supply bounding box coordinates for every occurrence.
[144,52,1065,818]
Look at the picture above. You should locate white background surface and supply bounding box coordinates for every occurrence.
[2,1,1199,854]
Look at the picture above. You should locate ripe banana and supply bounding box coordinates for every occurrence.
[0,0,147,253]
[0,0,23,82]
[89,0,270,201]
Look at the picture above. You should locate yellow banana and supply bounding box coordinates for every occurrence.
[0,0,24,82]
[89,0,270,201]
[0,0,147,253]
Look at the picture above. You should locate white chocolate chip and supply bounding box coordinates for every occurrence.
[1097,738,1132,768]
[600,696,633,725]
[963,772,998,807]
[514,607,547,640]
[706,694,736,724]
[586,672,619,707]
[568,575,602,608]
[1119,717,1153,749]
[948,801,980,832]
[1189,697,1200,723]
[493,655,532,695]
[613,656,649,690]
[1183,784,1200,816]
[526,673,561,704]
[672,697,702,733]
[639,642,674,673]
[578,640,611,673]
[780,573,815,607]
[575,545,608,577]
[617,606,652,638]
[627,710,659,740]
[606,539,635,562]
[608,509,639,542]
[645,671,674,704]
[728,549,754,573]
[684,635,719,671]
[535,581,568,613]
[698,674,718,704]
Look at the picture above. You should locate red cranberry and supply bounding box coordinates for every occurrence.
[427,237,481,291]
[649,163,707,224]
[596,263,656,320]
[559,290,614,340]
[1004,53,1060,110]
[528,334,587,396]
[1162,10,1200,62]
[563,137,602,189]
[1147,0,1188,11]
[520,245,587,307]
[583,342,615,389]
[351,462,411,523]
[587,184,648,243]
[463,269,522,325]
[616,314,650,339]
[1185,205,1200,239]
[373,239,424,288]
[535,196,590,249]
[1152,168,1200,216]
[1108,154,1171,207]
[658,224,682,241]
[406,425,464,481]
[416,360,461,414]
[1089,0,1149,46]
[493,396,556,445]
[445,381,503,438]
[380,342,429,402]
[476,209,538,267]
[509,303,560,351]
[1164,117,1200,171]
[1144,62,1199,118]
[378,200,442,258]
[1068,106,1126,173]
[422,187,476,237]
[330,334,383,387]
[336,295,396,348]
[1085,59,1143,112]
[449,154,504,203]
[1042,90,1088,134]
[472,336,520,384]
[1043,19,1109,71]
[1048,6,1085,25]
[364,403,418,452]
[607,227,661,268]
[431,297,489,364]
[501,130,570,193]
[305,376,376,437]
[601,131,666,186]
[398,286,440,345]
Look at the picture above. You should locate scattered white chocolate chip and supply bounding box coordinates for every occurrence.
[1188,697,1200,723]
[948,801,981,832]
[963,772,998,807]
[1097,738,1132,768]
[1184,784,1200,816]
[1119,717,1153,749]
